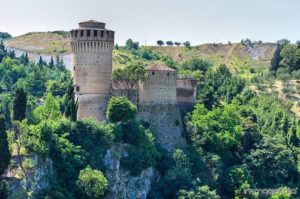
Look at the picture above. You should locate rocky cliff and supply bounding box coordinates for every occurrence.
[104,144,158,199]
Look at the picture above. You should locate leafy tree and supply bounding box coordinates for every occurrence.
[111,63,148,98]
[0,180,9,199]
[166,41,173,46]
[269,39,290,72]
[182,58,212,72]
[191,103,244,162]
[0,115,10,175]
[174,42,181,46]
[0,32,12,40]
[183,41,191,48]
[77,166,108,199]
[178,186,220,199]
[33,93,61,121]
[292,70,300,82]
[157,40,164,46]
[64,78,78,122]
[106,96,137,123]
[125,38,139,50]
[13,87,27,121]
[280,44,300,73]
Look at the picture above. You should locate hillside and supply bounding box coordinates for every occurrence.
[5,32,276,75]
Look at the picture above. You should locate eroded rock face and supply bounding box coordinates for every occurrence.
[104,144,157,199]
[4,155,53,199]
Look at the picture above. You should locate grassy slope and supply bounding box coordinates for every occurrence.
[5,32,71,55]
[5,32,275,76]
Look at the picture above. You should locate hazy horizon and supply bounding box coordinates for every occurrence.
[1,0,300,45]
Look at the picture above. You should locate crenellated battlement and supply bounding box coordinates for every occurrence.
[70,41,114,53]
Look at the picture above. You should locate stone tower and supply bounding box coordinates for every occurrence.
[70,20,114,121]
[139,63,177,105]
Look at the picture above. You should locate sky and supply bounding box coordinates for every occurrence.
[1,0,300,45]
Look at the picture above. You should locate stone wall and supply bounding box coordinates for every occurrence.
[139,70,177,105]
[176,79,197,111]
[76,94,110,121]
[137,104,186,151]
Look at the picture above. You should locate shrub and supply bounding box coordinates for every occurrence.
[106,96,137,123]
[0,180,9,199]
[77,166,108,199]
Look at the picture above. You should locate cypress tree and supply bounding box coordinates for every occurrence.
[49,57,54,69]
[38,56,44,67]
[0,115,11,175]
[55,56,60,69]
[64,78,78,121]
[269,44,283,72]
[288,118,299,147]
[13,88,27,121]
[25,52,29,65]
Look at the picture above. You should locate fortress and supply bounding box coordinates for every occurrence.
[70,20,197,122]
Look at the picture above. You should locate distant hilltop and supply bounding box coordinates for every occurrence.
[3,31,276,71]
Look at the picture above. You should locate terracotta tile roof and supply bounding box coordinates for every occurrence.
[145,63,176,71]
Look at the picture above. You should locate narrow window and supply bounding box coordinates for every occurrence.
[75,31,77,37]
[106,31,109,37]
[101,31,104,37]
[73,67,75,71]
[87,30,90,37]
[76,85,80,92]
[80,30,83,37]
[152,71,155,75]
[167,73,170,76]
[94,30,97,36]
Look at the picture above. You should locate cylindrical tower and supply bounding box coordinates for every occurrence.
[70,20,114,121]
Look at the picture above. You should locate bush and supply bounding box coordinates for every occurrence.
[77,166,108,199]
[106,96,137,123]
[0,180,9,199]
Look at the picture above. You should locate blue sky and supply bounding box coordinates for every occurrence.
[1,0,299,45]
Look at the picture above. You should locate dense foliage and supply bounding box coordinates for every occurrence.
[0,115,10,175]
[0,39,299,199]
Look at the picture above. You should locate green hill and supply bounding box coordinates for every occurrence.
[5,32,276,76]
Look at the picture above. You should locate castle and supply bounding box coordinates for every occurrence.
[70,20,197,122]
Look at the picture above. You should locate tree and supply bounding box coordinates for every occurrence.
[157,40,164,46]
[49,57,54,69]
[166,41,173,46]
[0,180,9,199]
[55,56,60,69]
[38,56,45,67]
[287,118,299,147]
[106,96,137,123]
[111,64,148,98]
[64,78,78,122]
[77,166,108,199]
[269,39,290,72]
[33,93,61,121]
[178,186,220,199]
[280,44,300,73]
[183,41,191,48]
[125,38,139,50]
[0,115,10,175]
[13,88,27,121]
[292,70,300,82]
[174,42,181,46]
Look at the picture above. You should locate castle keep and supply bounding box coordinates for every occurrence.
[70,20,197,122]
[70,20,114,121]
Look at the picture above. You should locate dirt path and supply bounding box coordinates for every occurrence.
[224,43,238,66]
